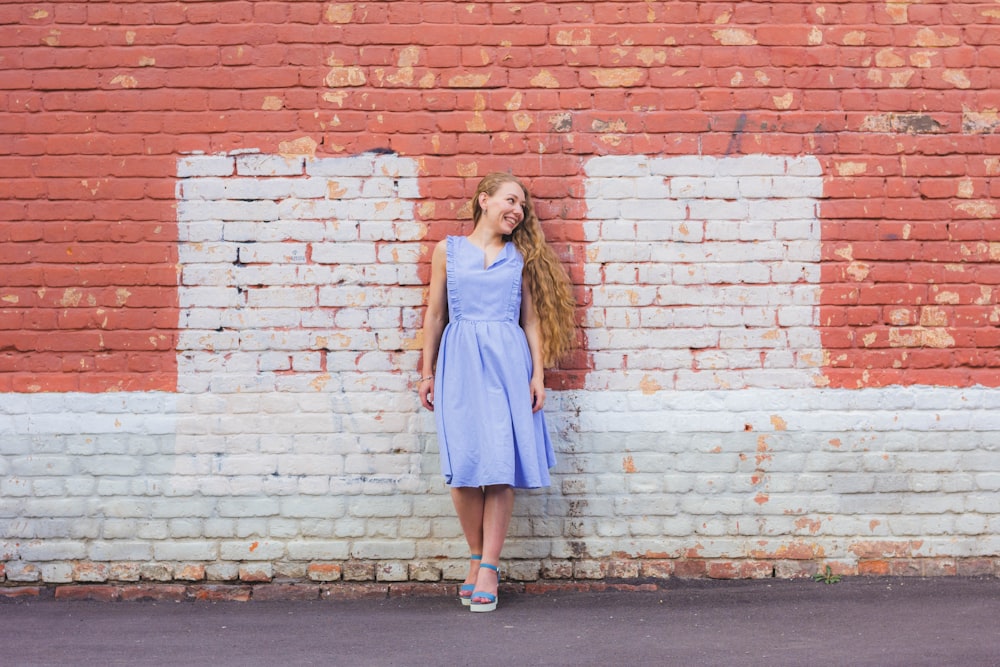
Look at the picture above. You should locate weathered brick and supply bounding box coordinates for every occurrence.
[205,563,240,582]
[174,564,206,581]
[54,585,120,602]
[955,558,994,577]
[39,563,74,584]
[192,585,252,602]
[120,585,188,602]
[540,560,574,580]
[342,561,376,582]
[238,564,273,583]
[640,561,674,580]
[773,561,818,579]
[306,563,343,582]
[72,562,109,583]
[673,560,710,578]
[251,584,321,601]
[605,560,641,579]
[140,563,174,582]
[0,586,41,600]
[107,563,142,582]
[374,561,407,582]
[503,560,541,582]
[858,560,891,576]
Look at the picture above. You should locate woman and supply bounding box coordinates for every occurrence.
[418,172,576,612]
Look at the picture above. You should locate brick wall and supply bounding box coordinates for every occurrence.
[2,2,999,589]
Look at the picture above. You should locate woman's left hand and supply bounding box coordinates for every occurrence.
[418,378,434,411]
[529,376,545,413]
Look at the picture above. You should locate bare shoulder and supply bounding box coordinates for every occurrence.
[430,238,449,271]
[432,238,448,259]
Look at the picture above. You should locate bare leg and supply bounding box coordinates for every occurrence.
[472,484,514,602]
[451,486,485,588]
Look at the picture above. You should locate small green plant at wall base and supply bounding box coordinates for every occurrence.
[814,565,841,584]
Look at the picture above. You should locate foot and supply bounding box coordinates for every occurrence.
[470,563,499,610]
[459,555,482,605]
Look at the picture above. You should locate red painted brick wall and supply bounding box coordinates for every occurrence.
[3,1,999,392]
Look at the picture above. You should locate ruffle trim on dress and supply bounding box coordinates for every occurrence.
[445,236,462,321]
[506,249,523,322]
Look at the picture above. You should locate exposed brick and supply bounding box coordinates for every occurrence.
[192,585,253,602]
[238,564,273,583]
[72,562,109,583]
[922,559,958,577]
[540,560,574,580]
[0,586,42,600]
[4,562,40,583]
[955,559,995,577]
[54,585,120,602]
[707,561,772,580]
[673,561,710,579]
[774,561,819,579]
[375,561,408,582]
[606,560,640,579]
[573,560,607,580]
[858,560,891,576]
[640,561,674,580]
[342,561,376,582]
[120,585,188,602]
[174,564,206,582]
[251,584,321,601]
[306,563,342,582]
[407,561,443,582]
[888,560,925,577]
[524,581,595,595]
[137,563,173,582]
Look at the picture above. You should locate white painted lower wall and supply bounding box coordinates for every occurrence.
[2,385,998,582]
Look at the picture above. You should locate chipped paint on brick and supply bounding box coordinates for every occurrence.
[712,28,757,46]
[588,68,644,87]
[860,113,944,134]
[325,66,366,87]
[531,70,560,88]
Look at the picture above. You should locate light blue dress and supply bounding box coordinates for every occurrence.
[434,235,556,489]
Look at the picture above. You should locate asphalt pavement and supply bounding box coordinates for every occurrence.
[3,577,999,667]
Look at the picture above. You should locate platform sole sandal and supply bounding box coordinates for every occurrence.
[469,563,499,613]
[459,555,482,606]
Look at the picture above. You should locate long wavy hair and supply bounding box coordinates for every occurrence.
[471,173,577,367]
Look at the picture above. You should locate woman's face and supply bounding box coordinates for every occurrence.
[479,181,526,235]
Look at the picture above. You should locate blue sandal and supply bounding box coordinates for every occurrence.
[469,563,499,613]
[459,555,482,606]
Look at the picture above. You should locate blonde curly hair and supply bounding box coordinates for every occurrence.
[471,173,577,367]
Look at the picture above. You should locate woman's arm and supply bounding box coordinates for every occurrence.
[520,278,546,413]
[418,239,448,411]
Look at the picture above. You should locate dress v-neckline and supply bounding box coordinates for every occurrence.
[463,236,507,269]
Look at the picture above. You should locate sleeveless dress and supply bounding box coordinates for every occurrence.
[434,235,556,489]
